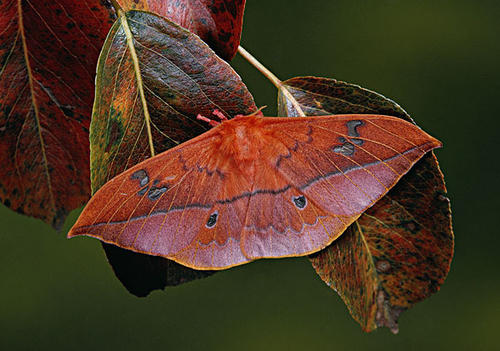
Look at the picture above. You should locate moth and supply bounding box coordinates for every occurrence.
[69,112,440,270]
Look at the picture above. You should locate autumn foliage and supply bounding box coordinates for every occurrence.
[0,0,452,333]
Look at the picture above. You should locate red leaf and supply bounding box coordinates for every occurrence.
[118,0,246,60]
[0,1,115,228]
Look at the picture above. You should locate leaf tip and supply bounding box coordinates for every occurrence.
[52,212,68,232]
[375,289,405,334]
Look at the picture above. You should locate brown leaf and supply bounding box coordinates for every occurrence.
[278,76,453,333]
[118,0,246,60]
[91,10,256,295]
[0,1,115,229]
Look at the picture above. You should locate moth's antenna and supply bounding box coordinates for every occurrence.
[197,107,267,126]
[233,106,267,119]
[250,106,266,117]
[196,109,228,127]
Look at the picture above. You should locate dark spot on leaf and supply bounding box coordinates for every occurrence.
[105,118,124,151]
[376,260,391,273]
[100,0,113,10]
[218,31,232,43]
[61,106,74,117]
[407,222,416,231]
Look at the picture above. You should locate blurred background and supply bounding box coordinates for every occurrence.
[1,0,498,349]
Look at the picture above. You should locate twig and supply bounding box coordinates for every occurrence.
[237,46,306,117]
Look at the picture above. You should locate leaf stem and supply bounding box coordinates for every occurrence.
[237,46,281,89]
[237,46,306,117]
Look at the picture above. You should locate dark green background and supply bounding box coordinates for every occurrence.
[1,0,498,349]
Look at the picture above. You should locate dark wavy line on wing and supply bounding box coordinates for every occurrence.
[297,144,428,190]
[81,143,431,229]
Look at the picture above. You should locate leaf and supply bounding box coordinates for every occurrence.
[0,0,115,229]
[103,244,215,297]
[278,76,453,333]
[92,9,256,198]
[91,10,256,295]
[118,0,246,60]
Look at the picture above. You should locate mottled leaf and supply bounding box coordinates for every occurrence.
[118,0,246,60]
[0,0,115,228]
[92,10,256,295]
[278,76,453,333]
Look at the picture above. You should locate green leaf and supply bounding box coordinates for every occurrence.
[278,76,453,333]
